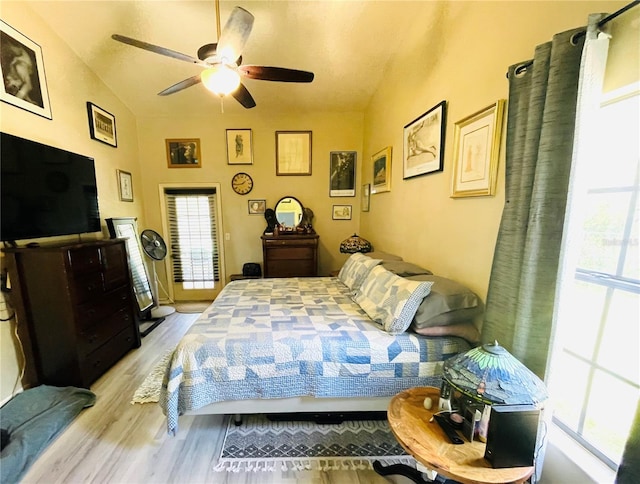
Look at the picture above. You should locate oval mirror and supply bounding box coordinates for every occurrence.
[275,196,304,228]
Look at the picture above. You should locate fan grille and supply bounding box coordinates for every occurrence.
[140,229,167,261]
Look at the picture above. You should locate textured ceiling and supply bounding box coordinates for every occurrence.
[26,0,440,117]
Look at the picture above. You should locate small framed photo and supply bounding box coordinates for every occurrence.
[248,199,266,215]
[372,146,392,194]
[276,131,312,175]
[329,151,356,197]
[361,183,371,212]
[332,205,352,220]
[166,138,201,168]
[226,129,253,165]
[87,102,117,147]
[451,100,505,198]
[403,100,446,179]
[117,169,133,202]
[0,20,52,119]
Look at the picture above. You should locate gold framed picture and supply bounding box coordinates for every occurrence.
[248,199,266,215]
[361,183,371,212]
[451,100,505,198]
[226,129,252,165]
[117,169,133,202]
[276,131,312,175]
[332,205,352,220]
[166,138,201,168]
[372,146,392,194]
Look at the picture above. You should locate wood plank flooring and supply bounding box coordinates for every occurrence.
[21,312,398,484]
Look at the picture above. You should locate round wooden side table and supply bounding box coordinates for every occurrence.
[381,386,534,484]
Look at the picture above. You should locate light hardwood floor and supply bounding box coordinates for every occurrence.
[21,311,398,484]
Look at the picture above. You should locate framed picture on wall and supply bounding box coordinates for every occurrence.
[451,100,505,198]
[332,205,352,220]
[166,138,201,168]
[87,102,117,147]
[248,199,266,215]
[226,129,253,165]
[372,146,392,194]
[403,100,447,179]
[276,131,312,175]
[0,20,52,119]
[117,169,133,202]
[329,151,356,197]
[361,183,371,212]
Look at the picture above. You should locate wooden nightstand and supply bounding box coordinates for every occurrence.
[377,387,534,484]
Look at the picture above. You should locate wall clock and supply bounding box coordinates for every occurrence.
[231,172,254,195]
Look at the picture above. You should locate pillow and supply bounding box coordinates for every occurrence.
[407,275,482,329]
[412,322,481,344]
[355,265,434,334]
[338,253,382,293]
[381,260,432,277]
[366,251,403,261]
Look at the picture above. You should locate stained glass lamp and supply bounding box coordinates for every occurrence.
[442,341,548,405]
[339,233,372,254]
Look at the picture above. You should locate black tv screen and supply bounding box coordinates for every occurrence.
[1,132,101,242]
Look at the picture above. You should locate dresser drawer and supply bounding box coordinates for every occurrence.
[266,247,314,260]
[68,246,102,275]
[77,287,131,328]
[263,237,317,247]
[78,306,135,357]
[80,326,137,385]
[73,272,106,303]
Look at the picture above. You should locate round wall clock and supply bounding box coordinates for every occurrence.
[231,172,254,195]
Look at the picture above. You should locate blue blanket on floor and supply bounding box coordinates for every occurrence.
[0,385,96,483]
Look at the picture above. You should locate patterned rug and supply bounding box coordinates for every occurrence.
[214,414,415,472]
[130,349,173,404]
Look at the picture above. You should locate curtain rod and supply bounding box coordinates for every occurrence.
[507,0,639,78]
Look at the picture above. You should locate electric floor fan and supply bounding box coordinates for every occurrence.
[140,229,176,322]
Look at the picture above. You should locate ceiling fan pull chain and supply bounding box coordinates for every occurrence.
[219,96,225,113]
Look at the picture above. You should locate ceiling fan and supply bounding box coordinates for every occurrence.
[111,1,314,109]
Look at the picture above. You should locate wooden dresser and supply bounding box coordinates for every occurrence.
[3,239,141,388]
[261,234,319,277]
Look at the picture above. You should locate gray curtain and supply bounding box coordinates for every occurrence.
[616,399,640,483]
[481,26,588,379]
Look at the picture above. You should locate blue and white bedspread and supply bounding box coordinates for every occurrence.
[160,277,470,433]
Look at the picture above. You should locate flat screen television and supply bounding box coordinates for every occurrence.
[1,132,101,242]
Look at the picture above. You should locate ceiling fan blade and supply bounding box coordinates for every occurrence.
[112,34,208,67]
[158,75,202,96]
[232,83,256,109]
[216,7,254,63]
[238,66,314,83]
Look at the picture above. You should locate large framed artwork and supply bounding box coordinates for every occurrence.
[0,20,52,119]
[372,146,392,194]
[403,100,447,179]
[329,151,356,197]
[451,100,505,198]
[226,129,253,165]
[166,138,201,168]
[87,102,117,147]
[276,131,312,175]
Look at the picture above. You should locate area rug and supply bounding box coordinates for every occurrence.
[130,349,173,404]
[214,414,415,472]
[174,301,212,313]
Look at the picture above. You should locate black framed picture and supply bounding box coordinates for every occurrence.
[329,151,356,197]
[403,100,447,179]
[87,102,117,147]
[0,20,52,119]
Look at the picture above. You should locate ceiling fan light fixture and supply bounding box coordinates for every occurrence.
[200,64,240,96]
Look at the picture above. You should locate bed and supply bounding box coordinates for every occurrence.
[160,254,481,434]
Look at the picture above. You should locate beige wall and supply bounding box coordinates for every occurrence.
[0,2,144,402]
[136,112,363,280]
[360,0,629,302]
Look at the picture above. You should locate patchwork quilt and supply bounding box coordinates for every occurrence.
[160,277,470,434]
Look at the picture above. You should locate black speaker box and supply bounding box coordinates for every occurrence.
[484,404,540,468]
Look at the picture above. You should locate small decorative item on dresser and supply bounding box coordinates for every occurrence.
[339,233,372,254]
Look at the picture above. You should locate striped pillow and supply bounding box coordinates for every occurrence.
[355,265,433,334]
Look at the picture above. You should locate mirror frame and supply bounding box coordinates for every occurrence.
[274,196,304,228]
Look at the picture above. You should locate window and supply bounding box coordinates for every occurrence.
[165,189,220,290]
[548,87,639,469]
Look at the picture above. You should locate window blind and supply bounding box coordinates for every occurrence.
[165,188,220,284]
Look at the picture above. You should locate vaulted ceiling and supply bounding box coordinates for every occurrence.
[26,0,442,117]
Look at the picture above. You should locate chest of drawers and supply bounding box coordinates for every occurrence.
[261,234,319,277]
[3,239,140,388]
